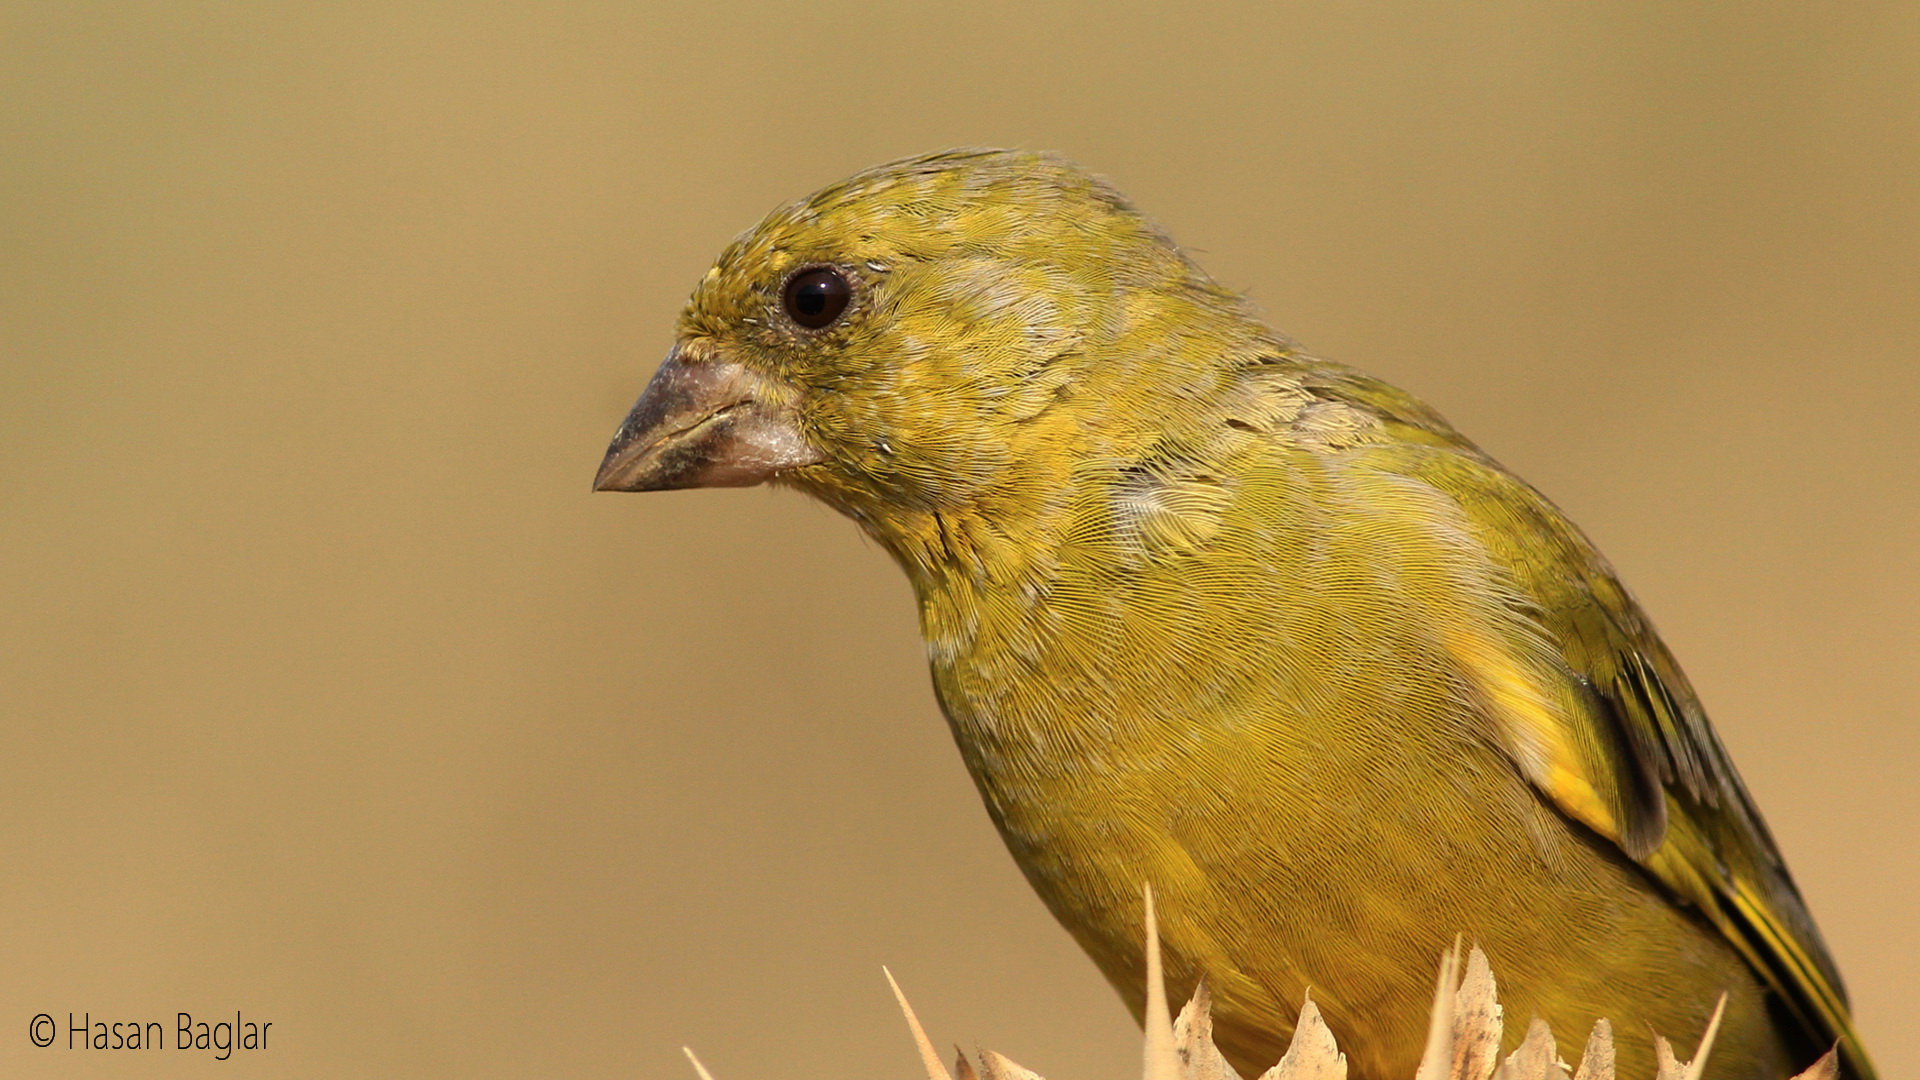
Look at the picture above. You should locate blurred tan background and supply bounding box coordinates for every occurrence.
[2,3,1915,1078]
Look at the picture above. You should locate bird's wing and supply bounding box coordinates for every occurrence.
[1296,363,1873,1079]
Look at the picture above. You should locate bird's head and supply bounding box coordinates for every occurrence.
[595,149,1280,572]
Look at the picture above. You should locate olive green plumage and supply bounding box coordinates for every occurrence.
[608,149,1872,1079]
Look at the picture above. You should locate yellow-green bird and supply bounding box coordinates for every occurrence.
[595,149,1872,1080]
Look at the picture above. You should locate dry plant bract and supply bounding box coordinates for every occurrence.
[684,887,1843,1080]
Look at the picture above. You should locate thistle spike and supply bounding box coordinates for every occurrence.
[886,966,956,1080]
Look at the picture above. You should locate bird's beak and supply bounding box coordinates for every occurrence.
[593,347,824,492]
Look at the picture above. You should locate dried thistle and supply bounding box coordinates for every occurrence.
[685,887,1841,1080]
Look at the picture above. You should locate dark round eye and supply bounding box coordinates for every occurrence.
[782,267,851,329]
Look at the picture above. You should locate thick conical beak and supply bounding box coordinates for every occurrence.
[593,348,823,492]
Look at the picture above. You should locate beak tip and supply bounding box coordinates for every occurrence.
[591,451,617,493]
[592,452,641,493]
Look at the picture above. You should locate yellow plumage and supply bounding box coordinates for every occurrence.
[595,149,1872,1080]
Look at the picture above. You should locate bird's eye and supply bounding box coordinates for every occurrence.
[782,267,851,330]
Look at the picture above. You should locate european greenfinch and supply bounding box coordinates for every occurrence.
[595,150,1871,1080]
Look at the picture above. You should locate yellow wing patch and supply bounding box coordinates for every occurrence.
[1438,619,1624,845]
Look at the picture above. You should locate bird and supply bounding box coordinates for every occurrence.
[594,149,1873,1080]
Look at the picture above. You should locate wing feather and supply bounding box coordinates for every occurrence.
[1304,365,1875,1079]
